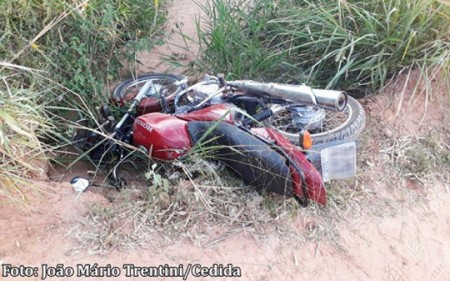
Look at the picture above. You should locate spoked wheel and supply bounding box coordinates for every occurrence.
[267,96,366,145]
[110,73,187,109]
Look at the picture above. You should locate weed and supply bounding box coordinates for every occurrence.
[196,0,450,96]
[1,0,164,96]
[0,0,166,202]
[381,131,450,184]
[0,68,53,203]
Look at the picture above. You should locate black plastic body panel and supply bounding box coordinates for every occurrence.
[187,121,293,197]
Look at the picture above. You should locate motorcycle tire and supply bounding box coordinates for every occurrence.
[267,96,366,145]
[110,73,187,105]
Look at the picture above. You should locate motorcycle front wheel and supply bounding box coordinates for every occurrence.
[266,96,366,145]
[110,73,187,107]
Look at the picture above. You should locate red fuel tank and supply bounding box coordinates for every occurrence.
[133,113,192,160]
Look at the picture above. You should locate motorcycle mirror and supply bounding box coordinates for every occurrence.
[70,176,91,192]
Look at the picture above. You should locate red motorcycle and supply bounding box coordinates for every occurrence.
[73,74,366,206]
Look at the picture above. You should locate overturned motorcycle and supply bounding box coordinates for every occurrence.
[73,74,366,206]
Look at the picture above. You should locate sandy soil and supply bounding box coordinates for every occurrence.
[133,0,206,75]
[1,1,449,280]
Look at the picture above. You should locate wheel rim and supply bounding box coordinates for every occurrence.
[115,76,183,103]
[269,104,354,139]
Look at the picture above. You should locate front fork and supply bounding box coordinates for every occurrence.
[72,105,129,189]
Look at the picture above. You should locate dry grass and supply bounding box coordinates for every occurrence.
[0,69,53,205]
[71,148,360,254]
[381,134,449,183]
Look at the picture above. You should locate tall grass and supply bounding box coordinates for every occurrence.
[1,0,164,102]
[0,65,53,203]
[194,0,285,81]
[0,0,165,138]
[196,0,450,96]
[0,0,165,200]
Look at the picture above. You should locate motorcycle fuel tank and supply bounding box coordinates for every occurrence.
[133,113,192,160]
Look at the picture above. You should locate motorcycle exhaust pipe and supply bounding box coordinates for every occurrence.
[229,81,348,111]
[311,89,348,112]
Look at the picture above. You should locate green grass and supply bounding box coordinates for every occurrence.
[0,0,166,129]
[0,0,166,201]
[1,0,164,97]
[196,0,450,96]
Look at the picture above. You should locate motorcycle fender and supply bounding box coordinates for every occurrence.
[137,97,163,115]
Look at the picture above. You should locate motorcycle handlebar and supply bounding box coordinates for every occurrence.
[133,79,154,105]
[114,79,155,132]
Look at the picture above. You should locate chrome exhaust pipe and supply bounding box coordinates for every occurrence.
[228,81,348,111]
[312,89,348,112]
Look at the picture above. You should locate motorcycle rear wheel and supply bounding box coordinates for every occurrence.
[267,96,366,145]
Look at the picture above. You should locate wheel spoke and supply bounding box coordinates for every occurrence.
[269,106,352,136]
[122,78,180,101]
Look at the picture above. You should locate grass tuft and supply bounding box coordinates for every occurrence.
[196,0,450,96]
[0,0,166,203]
[0,67,53,203]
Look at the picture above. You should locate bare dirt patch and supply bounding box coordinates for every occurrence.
[132,0,207,75]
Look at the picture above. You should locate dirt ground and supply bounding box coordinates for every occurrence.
[1,1,449,280]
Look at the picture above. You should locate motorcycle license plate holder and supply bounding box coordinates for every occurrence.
[320,141,357,182]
